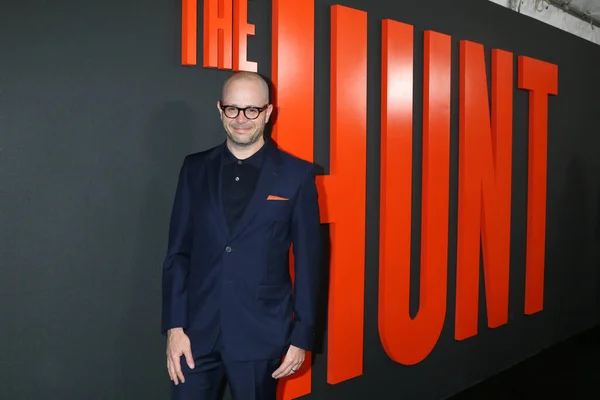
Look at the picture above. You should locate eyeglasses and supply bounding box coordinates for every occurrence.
[219,103,269,120]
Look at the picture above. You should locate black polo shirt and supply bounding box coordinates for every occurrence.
[221,144,266,233]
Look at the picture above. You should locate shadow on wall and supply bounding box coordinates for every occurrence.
[114,101,197,399]
[262,71,332,358]
[596,168,600,322]
[551,156,598,334]
[262,72,332,358]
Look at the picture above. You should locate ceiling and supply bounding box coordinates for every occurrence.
[548,0,600,26]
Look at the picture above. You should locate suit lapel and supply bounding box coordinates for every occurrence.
[206,143,230,237]
[230,143,280,241]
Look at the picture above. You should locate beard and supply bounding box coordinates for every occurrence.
[224,123,264,147]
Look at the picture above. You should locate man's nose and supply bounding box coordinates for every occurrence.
[235,112,249,123]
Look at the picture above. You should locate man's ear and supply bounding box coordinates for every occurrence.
[265,104,274,123]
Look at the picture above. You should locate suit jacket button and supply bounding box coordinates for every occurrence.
[225,246,232,253]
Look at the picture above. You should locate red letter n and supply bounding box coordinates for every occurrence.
[455,41,513,340]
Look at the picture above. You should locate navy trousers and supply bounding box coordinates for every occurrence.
[172,332,282,400]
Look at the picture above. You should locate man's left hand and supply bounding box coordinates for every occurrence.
[272,345,305,379]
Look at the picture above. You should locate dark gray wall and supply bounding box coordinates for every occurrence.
[1,0,599,399]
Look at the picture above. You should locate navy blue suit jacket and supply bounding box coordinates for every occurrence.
[161,140,322,361]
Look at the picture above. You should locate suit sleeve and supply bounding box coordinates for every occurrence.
[290,163,322,350]
[161,156,193,333]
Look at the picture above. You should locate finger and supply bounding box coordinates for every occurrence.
[167,358,178,385]
[291,363,303,372]
[169,354,184,385]
[171,360,180,385]
[184,348,195,369]
[174,356,186,384]
[273,359,296,379]
[271,365,285,379]
[283,363,302,378]
[167,358,174,381]
[271,359,292,379]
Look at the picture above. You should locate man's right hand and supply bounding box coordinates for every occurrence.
[166,328,195,385]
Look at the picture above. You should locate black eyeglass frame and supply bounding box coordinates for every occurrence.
[219,102,270,120]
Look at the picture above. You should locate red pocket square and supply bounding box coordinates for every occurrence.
[267,195,289,201]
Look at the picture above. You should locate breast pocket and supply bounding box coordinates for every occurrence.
[265,197,293,222]
[265,199,292,246]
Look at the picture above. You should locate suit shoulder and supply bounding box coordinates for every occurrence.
[182,144,221,167]
[275,147,315,173]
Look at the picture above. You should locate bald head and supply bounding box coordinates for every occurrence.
[217,71,274,153]
[221,71,270,104]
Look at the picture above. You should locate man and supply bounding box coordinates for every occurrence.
[161,71,322,400]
